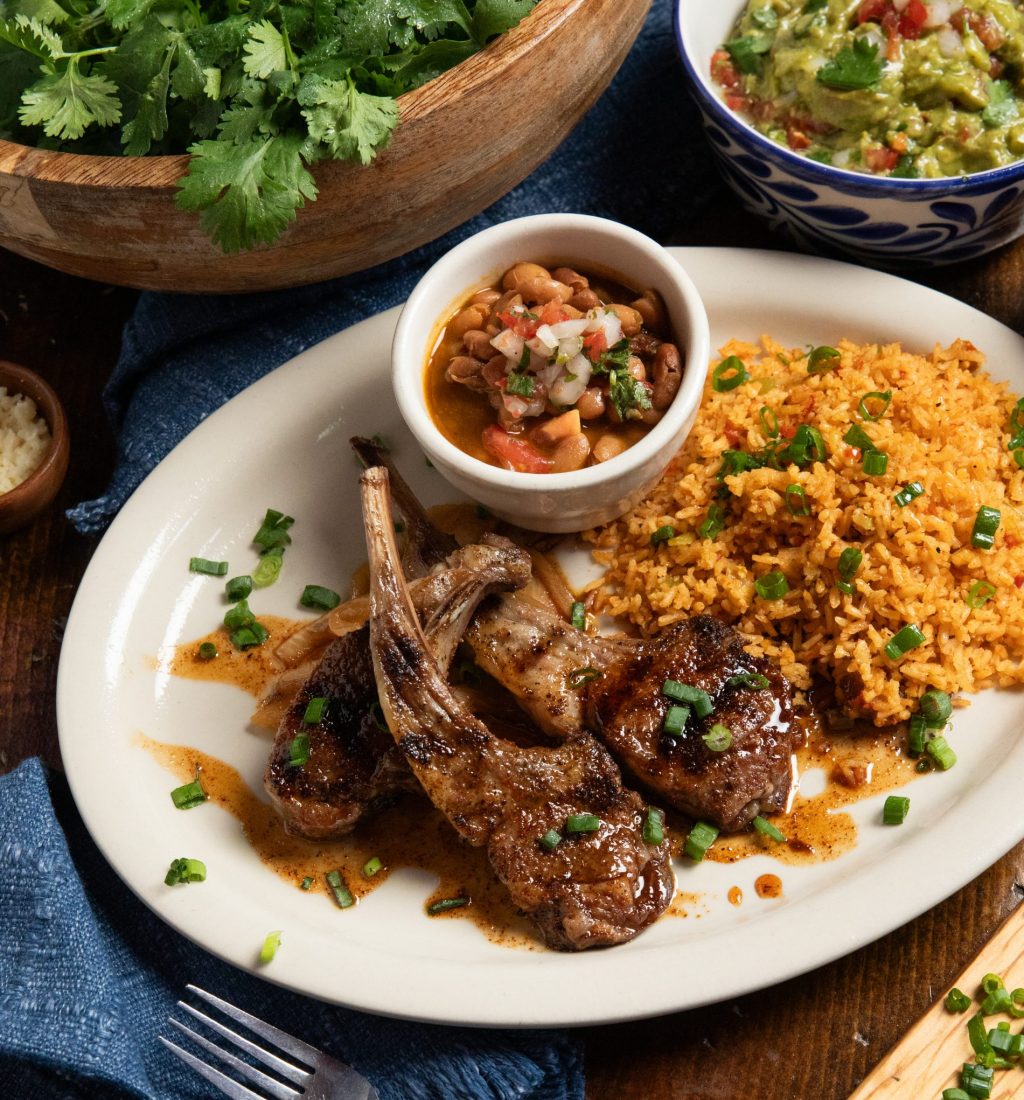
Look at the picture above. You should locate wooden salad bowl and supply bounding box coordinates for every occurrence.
[0,0,650,294]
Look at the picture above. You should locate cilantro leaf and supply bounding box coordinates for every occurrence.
[243,20,289,79]
[8,0,68,27]
[726,35,772,75]
[20,59,121,140]
[472,0,534,43]
[816,37,883,91]
[0,13,62,61]
[120,44,171,154]
[506,371,534,397]
[104,0,157,33]
[608,369,651,421]
[175,133,317,252]
[300,74,398,164]
[983,79,1018,130]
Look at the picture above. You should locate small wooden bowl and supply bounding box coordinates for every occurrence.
[0,362,70,535]
[0,0,650,294]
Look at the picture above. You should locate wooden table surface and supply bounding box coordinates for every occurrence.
[2,197,1023,1100]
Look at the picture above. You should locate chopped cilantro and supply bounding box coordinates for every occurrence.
[506,372,535,398]
[591,338,632,376]
[750,7,779,31]
[816,37,884,92]
[890,154,919,179]
[803,0,828,11]
[608,369,651,420]
[983,79,1018,130]
[725,35,772,75]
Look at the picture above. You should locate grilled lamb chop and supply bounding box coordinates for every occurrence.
[265,536,531,838]
[362,466,673,950]
[467,597,796,832]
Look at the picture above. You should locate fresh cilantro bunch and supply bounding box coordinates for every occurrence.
[0,0,537,251]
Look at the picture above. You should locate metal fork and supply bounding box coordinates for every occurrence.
[159,984,380,1100]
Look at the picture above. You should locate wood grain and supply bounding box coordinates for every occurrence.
[850,907,1024,1098]
[0,0,650,293]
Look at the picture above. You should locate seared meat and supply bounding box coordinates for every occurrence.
[468,597,797,832]
[363,467,673,950]
[264,537,531,837]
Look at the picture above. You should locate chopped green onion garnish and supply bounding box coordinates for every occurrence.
[782,423,828,466]
[662,680,714,717]
[759,405,779,438]
[837,548,863,589]
[325,869,354,909]
[224,599,255,631]
[650,525,676,546]
[843,424,876,453]
[988,1028,1016,1054]
[858,390,892,421]
[302,696,328,724]
[755,570,789,600]
[967,1011,991,1056]
[663,703,690,736]
[919,689,952,729]
[197,642,218,661]
[702,723,732,752]
[960,1061,994,1097]
[170,778,206,810]
[362,856,383,878]
[894,482,925,508]
[684,821,719,862]
[253,546,284,588]
[1013,448,1024,470]
[942,1090,971,1100]
[570,601,586,630]
[253,508,294,552]
[982,986,1012,1015]
[566,813,602,834]
[288,734,310,768]
[568,667,602,690]
[643,807,665,846]
[926,735,957,771]
[971,506,1001,550]
[882,795,910,825]
[908,714,928,756]
[300,584,341,611]
[807,345,840,373]
[967,580,996,609]
[225,575,252,602]
[863,451,888,476]
[1009,397,1024,449]
[981,973,1004,994]
[164,857,206,886]
[427,896,469,914]
[190,557,228,577]
[945,988,972,1013]
[259,930,282,964]
[785,483,810,516]
[726,672,770,690]
[711,355,750,392]
[231,621,268,649]
[300,876,314,890]
[698,501,727,540]
[539,828,562,851]
[884,623,925,661]
[752,815,786,842]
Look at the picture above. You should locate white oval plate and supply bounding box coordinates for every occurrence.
[58,249,1024,1028]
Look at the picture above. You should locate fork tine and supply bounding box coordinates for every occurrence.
[159,1035,265,1100]
[179,1002,310,1086]
[185,984,321,1065]
[168,1019,301,1100]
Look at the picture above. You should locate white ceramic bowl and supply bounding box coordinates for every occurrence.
[678,0,1024,267]
[392,214,711,533]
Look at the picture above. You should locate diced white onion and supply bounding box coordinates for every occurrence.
[501,394,529,419]
[924,0,960,28]
[550,354,592,406]
[833,148,852,168]
[557,335,584,363]
[936,24,964,55]
[548,318,589,339]
[532,324,558,352]
[491,328,524,361]
[537,360,563,388]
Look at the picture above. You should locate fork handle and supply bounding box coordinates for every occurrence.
[848,905,1024,1099]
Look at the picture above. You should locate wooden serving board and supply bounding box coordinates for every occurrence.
[849,906,1024,1098]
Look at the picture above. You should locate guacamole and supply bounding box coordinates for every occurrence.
[714,0,1024,177]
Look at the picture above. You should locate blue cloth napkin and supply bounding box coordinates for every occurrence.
[0,1,716,1096]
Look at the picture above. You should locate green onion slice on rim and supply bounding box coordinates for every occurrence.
[253,508,294,552]
[253,546,285,588]
[971,506,1001,550]
[807,345,840,374]
[752,815,786,842]
[259,930,282,964]
[643,807,665,846]
[858,390,892,421]
[566,813,602,834]
[189,557,228,577]
[919,689,952,728]
[197,642,218,661]
[863,450,888,476]
[300,876,314,890]
[702,723,732,752]
[926,735,957,771]
[785,483,810,516]
[570,601,586,631]
[300,584,341,611]
[882,795,910,825]
[684,821,719,862]
[755,571,789,600]
[225,575,253,602]
[362,856,383,878]
[224,599,255,631]
[325,869,355,909]
[711,355,750,392]
[165,857,206,886]
[170,777,206,810]
[894,482,925,508]
[884,623,925,661]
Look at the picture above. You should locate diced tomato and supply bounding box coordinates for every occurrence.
[856,0,890,24]
[1006,534,1020,549]
[991,57,1005,79]
[864,145,901,173]
[787,125,811,151]
[970,11,1005,51]
[537,300,570,327]
[711,49,742,90]
[897,0,927,37]
[582,331,608,362]
[1015,575,1024,589]
[844,446,862,462]
[889,131,910,155]
[497,309,538,340]
[481,425,552,473]
[779,423,797,440]
[724,420,744,448]
[725,92,750,112]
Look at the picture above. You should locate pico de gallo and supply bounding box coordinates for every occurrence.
[425,262,684,474]
[714,0,1024,178]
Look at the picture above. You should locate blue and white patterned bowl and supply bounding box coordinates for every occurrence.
[676,0,1024,268]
